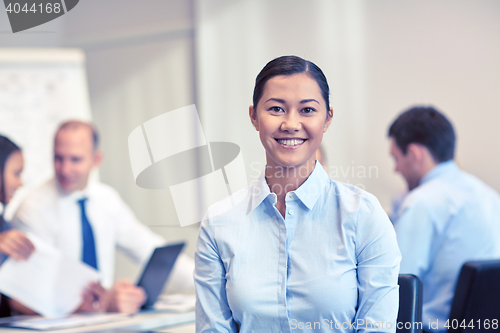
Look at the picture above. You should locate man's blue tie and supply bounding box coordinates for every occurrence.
[77,198,98,270]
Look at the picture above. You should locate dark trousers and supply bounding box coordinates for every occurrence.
[0,294,11,318]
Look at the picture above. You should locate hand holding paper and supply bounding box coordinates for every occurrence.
[76,281,110,313]
[0,229,35,261]
[0,233,100,317]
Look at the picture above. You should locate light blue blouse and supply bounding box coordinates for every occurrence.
[195,162,401,332]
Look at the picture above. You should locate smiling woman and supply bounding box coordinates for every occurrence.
[249,71,332,217]
[194,56,401,333]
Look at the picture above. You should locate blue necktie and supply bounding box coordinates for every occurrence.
[77,198,98,270]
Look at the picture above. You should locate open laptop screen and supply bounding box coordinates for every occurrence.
[136,242,185,309]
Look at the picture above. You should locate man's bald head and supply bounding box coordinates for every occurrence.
[54,120,102,193]
[56,120,99,150]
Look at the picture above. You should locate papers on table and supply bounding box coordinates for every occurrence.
[5,313,128,330]
[0,234,100,317]
[123,311,195,332]
[154,293,196,312]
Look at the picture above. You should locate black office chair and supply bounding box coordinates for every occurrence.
[448,259,500,333]
[397,274,423,333]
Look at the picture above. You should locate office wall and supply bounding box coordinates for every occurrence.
[0,7,63,47]
[196,0,500,210]
[196,0,369,192]
[60,0,198,281]
[1,0,198,282]
[363,0,500,206]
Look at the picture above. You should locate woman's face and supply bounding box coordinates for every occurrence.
[250,73,332,171]
[2,150,24,204]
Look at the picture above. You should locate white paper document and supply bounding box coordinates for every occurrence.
[0,234,100,317]
[154,293,196,312]
[6,313,128,330]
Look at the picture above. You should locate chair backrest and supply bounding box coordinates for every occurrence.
[448,259,500,333]
[397,274,423,333]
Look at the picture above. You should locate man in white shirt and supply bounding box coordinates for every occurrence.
[12,120,194,314]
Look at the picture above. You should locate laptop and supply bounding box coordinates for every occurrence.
[137,242,186,309]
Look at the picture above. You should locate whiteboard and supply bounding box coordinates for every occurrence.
[0,48,92,219]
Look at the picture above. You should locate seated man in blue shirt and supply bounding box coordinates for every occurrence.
[388,106,500,333]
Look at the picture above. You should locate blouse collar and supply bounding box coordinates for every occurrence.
[250,160,329,212]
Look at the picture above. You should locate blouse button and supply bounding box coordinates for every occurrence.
[288,210,293,215]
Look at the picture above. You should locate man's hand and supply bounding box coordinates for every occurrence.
[107,279,146,314]
[0,230,35,260]
[75,281,110,313]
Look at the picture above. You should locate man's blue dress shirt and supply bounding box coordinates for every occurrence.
[195,162,401,332]
[394,161,500,332]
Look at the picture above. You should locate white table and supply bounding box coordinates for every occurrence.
[0,311,195,333]
[159,323,196,332]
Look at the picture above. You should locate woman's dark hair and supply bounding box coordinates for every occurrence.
[252,55,331,115]
[0,135,21,205]
[388,106,455,163]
